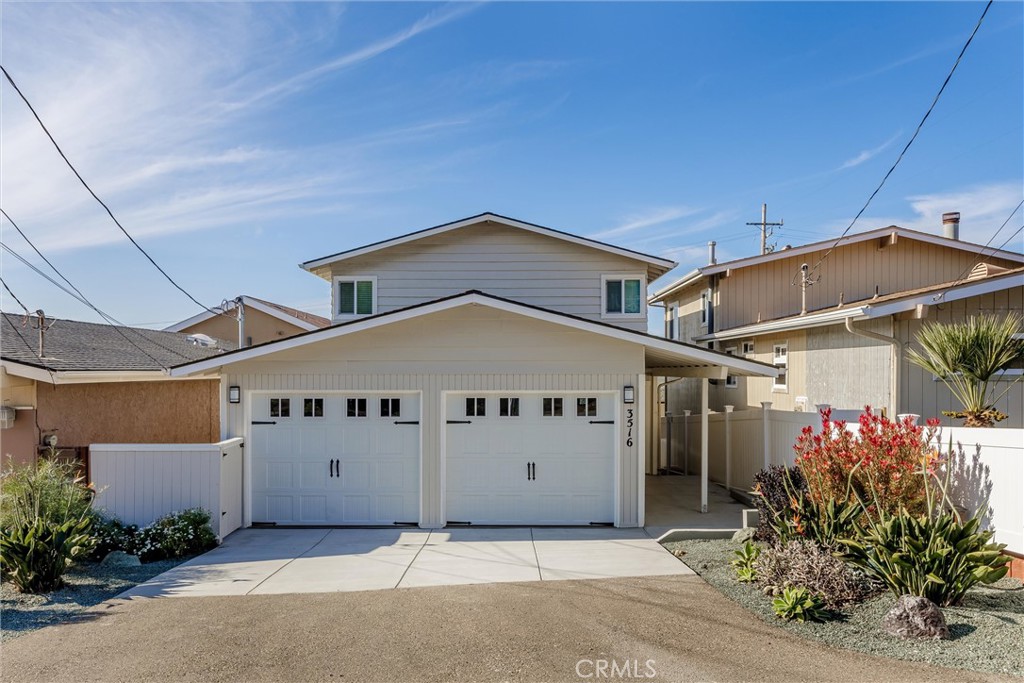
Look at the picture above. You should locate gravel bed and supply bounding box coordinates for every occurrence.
[1,558,186,641]
[664,538,1024,678]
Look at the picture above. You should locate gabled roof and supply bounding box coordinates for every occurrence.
[694,265,1024,342]
[299,212,678,280]
[649,225,1024,304]
[2,312,226,375]
[169,291,777,379]
[164,296,330,334]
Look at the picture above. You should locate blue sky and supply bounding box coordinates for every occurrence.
[1,2,1021,329]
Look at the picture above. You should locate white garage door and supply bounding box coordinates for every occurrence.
[250,393,420,525]
[445,392,615,525]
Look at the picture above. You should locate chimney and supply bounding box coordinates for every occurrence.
[708,241,717,265]
[942,212,960,240]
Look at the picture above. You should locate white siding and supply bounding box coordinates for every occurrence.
[222,306,647,528]
[324,223,653,331]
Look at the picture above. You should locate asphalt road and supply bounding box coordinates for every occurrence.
[0,575,1001,683]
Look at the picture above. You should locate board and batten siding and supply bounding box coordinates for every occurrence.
[898,287,1024,428]
[714,238,1019,331]
[323,223,654,331]
[221,306,647,528]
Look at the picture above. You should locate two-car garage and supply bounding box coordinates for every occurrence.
[249,391,618,527]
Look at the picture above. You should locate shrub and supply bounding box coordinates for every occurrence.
[752,465,806,543]
[0,517,94,593]
[88,515,140,560]
[838,446,1010,607]
[771,586,829,623]
[134,508,217,562]
[754,539,877,608]
[794,407,934,521]
[752,465,859,549]
[731,541,760,583]
[1,455,95,530]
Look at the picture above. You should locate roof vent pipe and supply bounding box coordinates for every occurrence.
[708,241,717,265]
[942,212,960,240]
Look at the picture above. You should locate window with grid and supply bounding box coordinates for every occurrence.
[542,397,563,417]
[576,397,598,417]
[465,397,486,417]
[773,343,788,390]
[346,398,367,417]
[303,398,324,417]
[498,397,520,417]
[270,398,290,418]
[380,398,400,417]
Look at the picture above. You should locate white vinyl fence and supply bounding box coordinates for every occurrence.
[90,438,243,539]
[661,408,1024,554]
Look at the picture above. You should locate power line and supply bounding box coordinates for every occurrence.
[1,276,31,315]
[806,0,994,278]
[0,279,58,382]
[947,199,1024,287]
[0,64,231,320]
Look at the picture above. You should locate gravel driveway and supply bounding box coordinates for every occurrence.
[0,574,1001,683]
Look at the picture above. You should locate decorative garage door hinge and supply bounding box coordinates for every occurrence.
[393,420,419,425]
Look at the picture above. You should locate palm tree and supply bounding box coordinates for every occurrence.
[906,312,1024,427]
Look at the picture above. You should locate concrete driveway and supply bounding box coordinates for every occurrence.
[121,527,692,598]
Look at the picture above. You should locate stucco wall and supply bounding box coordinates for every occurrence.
[36,380,220,448]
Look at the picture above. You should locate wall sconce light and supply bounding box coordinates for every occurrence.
[623,385,635,404]
[228,386,241,404]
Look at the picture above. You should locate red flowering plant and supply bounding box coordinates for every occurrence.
[793,407,940,524]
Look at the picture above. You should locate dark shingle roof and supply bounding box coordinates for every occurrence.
[2,312,229,372]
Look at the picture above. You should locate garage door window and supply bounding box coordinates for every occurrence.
[465,397,486,417]
[346,398,367,417]
[379,398,401,418]
[542,397,563,417]
[270,398,291,418]
[498,397,520,417]
[576,397,598,417]
[303,398,324,418]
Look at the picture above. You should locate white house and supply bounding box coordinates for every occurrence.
[169,213,775,529]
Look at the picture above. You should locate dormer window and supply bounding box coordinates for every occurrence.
[602,274,645,318]
[334,276,376,317]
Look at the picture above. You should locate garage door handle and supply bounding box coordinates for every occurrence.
[589,420,614,424]
[329,459,334,478]
[251,420,277,425]
[394,421,419,425]
[446,420,472,424]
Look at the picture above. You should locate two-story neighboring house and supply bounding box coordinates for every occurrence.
[649,215,1024,427]
[170,213,775,529]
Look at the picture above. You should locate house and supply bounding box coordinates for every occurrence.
[166,295,330,347]
[648,215,1024,427]
[0,312,227,467]
[168,213,776,528]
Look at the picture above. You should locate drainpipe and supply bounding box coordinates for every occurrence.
[844,317,903,416]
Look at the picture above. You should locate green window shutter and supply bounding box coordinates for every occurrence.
[624,279,642,314]
[356,280,373,315]
[338,281,355,315]
[606,280,622,313]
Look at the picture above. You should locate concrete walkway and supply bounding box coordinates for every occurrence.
[121,527,692,598]
[644,474,749,539]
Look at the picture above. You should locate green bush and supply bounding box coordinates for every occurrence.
[731,541,760,583]
[134,508,217,562]
[771,586,829,623]
[753,465,860,549]
[0,516,94,593]
[1,455,94,531]
[88,515,140,560]
[755,539,877,609]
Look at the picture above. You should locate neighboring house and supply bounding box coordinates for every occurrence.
[169,213,775,528]
[649,218,1024,427]
[166,295,330,347]
[0,313,227,466]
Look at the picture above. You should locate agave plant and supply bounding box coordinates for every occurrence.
[906,312,1024,427]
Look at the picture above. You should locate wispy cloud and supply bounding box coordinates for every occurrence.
[837,131,903,170]
[589,206,699,240]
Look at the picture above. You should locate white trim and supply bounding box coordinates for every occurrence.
[89,438,243,453]
[332,275,378,321]
[864,270,1024,319]
[601,273,647,320]
[300,213,677,275]
[164,296,323,333]
[0,360,216,385]
[169,292,778,378]
[772,342,788,391]
[696,306,867,342]
[648,268,704,304]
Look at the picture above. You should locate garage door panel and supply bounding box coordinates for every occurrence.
[340,495,371,523]
[266,462,294,488]
[340,460,371,489]
[265,495,294,522]
[300,496,328,523]
[299,429,326,457]
[300,461,327,488]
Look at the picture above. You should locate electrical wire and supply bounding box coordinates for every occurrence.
[1,276,31,315]
[805,0,994,279]
[0,64,232,320]
[0,278,58,382]
[946,199,1024,287]
[0,209,195,363]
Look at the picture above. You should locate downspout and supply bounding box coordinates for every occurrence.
[845,316,903,416]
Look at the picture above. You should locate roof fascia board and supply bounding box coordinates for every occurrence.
[695,306,868,342]
[171,293,776,378]
[0,361,208,385]
[648,268,705,304]
[299,213,677,274]
[165,298,320,333]
[865,272,1024,319]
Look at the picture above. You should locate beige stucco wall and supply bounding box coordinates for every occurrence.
[36,380,220,448]
[180,308,307,347]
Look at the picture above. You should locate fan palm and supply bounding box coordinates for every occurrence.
[906,312,1024,427]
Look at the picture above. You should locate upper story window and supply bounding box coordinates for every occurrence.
[602,274,644,318]
[334,276,376,318]
[741,340,755,355]
[773,343,788,391]
[666,303,679,340]
[700,289,713,327]
[724,347,739,388]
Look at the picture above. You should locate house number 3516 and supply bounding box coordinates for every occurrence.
[625,408,634,448]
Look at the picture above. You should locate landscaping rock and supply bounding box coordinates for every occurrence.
[731,527,756,544]
[882,595,950,640]
[100,551,141,568]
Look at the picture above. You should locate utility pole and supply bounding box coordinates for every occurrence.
[30,309,52,358]
[796,263,820,315]
[746,204,784,255]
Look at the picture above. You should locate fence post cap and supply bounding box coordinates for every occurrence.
[760,401,773,410]
[724,405,734,413]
